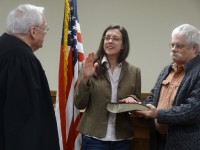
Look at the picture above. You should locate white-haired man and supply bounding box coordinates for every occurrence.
[136,24,200,150]
[0,4,60,150]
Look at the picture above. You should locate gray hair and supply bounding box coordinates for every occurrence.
[172,24,200,51]
[6,4,45,34]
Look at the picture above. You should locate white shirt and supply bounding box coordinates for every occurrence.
[100,56,122,141]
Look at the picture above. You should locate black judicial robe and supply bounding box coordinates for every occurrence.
[0,33,60,150]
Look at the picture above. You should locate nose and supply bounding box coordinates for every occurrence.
[171,46,178,52]
[108,38,114,42]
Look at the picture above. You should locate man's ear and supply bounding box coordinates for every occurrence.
[193,44,199,54]
[29,26,37,38]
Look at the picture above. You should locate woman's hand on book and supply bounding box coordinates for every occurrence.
[119,97,139,103]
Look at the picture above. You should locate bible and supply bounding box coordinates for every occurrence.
[106,102,149,113]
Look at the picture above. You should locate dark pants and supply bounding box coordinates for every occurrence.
[82,135,132,150]
[150,129,166,150]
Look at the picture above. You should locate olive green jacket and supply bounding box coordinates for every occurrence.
[74,61,141,139]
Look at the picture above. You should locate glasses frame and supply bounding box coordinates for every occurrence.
[103,35,122,42]
[35,25,50,33]
[169,43,185,49]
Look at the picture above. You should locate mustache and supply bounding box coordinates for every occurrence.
[170,52,183,58]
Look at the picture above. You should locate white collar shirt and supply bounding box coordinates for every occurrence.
[100,56,122,141]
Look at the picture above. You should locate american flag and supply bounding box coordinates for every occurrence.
[55,0,84,149]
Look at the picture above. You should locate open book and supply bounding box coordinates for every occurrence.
[106,102,149,113]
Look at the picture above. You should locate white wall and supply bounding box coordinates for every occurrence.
[1,0,200,92]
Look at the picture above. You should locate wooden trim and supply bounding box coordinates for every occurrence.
[50,91,151,104]
[51,90,56,105]
[51,90,57,96]
[141,93,151,101]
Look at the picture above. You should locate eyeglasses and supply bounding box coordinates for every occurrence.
[36,25,50,33]
[103,35,121,42]
[169,43,185,49]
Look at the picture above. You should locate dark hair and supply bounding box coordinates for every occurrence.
[94,24,130,78]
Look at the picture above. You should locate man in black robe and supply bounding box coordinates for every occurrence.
[0,4,60,150]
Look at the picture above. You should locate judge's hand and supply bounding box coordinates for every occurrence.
[134,104,157,119]
[82,52,98,85]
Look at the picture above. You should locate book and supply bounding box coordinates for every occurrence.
[106,102,150,113]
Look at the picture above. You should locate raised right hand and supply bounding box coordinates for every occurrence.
[81,52,98,84]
